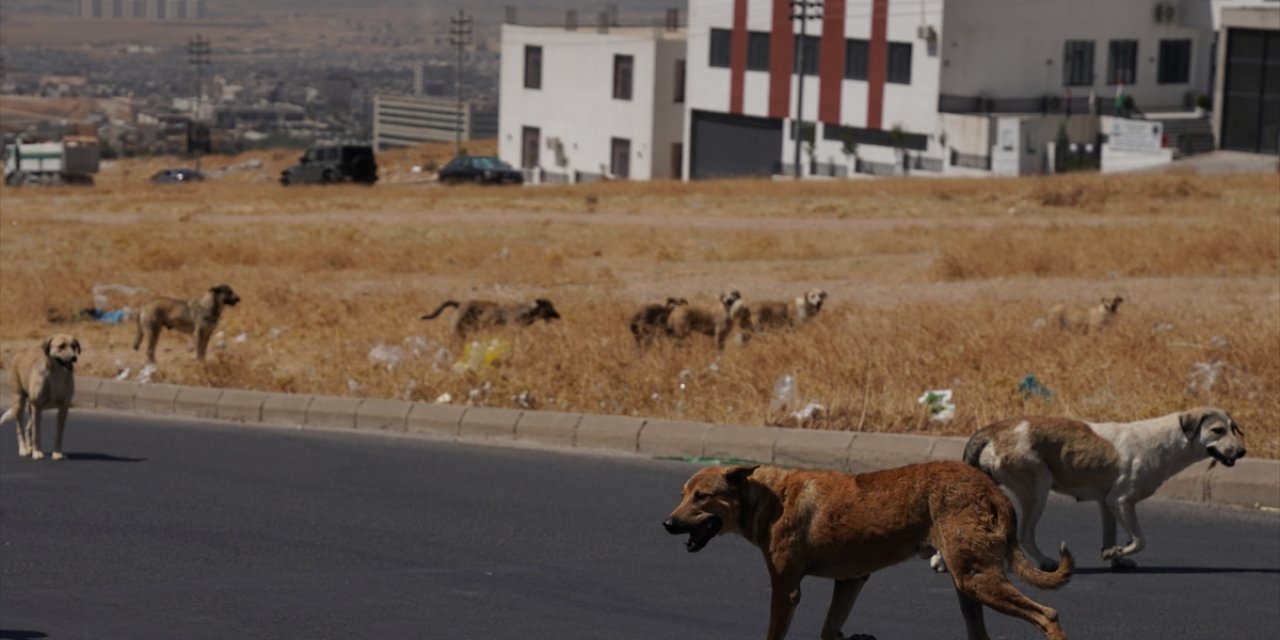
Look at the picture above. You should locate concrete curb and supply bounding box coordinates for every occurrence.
[7,374,1279,510]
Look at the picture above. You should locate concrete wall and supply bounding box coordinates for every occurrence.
[499,25,686,181]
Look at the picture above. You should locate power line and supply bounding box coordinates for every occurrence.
[449,10,473,157]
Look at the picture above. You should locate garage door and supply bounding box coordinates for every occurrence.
[690,110,784,179]
[1221,28,1280,155]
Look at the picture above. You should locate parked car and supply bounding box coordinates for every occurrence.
[150,168,204,184]
[280,144,378,185]
[437,156,524,185]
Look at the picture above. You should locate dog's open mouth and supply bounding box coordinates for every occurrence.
[1208,448,1237,467]
[685,516,722,553]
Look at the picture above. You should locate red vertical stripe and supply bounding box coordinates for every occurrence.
[818,0,846,123]
[768,0,794,118]
[866,0,888,129]
[729,0,748,114]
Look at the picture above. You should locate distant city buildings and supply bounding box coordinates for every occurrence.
[372,94,497,152]
[79,0,207,20]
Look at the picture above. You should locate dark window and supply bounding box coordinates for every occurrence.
[1108,39,1138,85]
[524,45,542,89]
[1063,40,1095,86]
[709,28,731,68]
[674,59,686,103]
[611,137,631,178]
[887,42,912,84]
[845,39,869,80]
[613,54,634,100]
[794,35,820,76]
[521,126,540,169]
[1158,39,1192,84]
[747,31,770,71]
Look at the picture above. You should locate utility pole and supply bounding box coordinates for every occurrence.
[449,10,473,157]
[790,1,822,180]
[187,34,211,172]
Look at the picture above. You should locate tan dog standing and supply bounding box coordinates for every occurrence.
[134,284,241,363]
[963,408,1245,570]
[2,334,80,460]
[665,290,743,350]
[664,462,1072,640]
[421,297,561,338]
[740,288,828,334]
[1046,296,1123,333]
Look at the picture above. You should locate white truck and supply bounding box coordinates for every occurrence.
[3,137,100,186]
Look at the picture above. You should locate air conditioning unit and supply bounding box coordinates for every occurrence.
[916,24,936,41]
[1154,1,1177,24]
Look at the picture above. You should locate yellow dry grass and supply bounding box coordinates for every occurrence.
[1,158,1278,458]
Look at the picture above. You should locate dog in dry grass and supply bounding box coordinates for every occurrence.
[134,284,241,363]
[962,408,1245,570]
[421,297,561,338]
[665,290,743,349]
[1046,296,1123,333]
[629,297,688,349]
[739,288,828,335]
[2,334,79,461]
[664,462,1072,640]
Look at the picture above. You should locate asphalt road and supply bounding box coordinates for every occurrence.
[2,412,1277,640]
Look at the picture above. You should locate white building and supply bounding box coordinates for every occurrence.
[685,0,1224,178]
[372,94,497,152]
[498,23,687,182]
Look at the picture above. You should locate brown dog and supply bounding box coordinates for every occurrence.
[1046,296,1123,333]
[2,334,80,460]
[629,297,687,349]
[134,284,241,363]
[665,290,743,349]
[421,297,561,338]
[664,462,1072,640]
[740,288,828,334]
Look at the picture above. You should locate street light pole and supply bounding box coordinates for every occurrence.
[790,1,822,180]
[187,34,211,172]
[450,11,473,157]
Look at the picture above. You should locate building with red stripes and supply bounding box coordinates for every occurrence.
[685,0,1220,179]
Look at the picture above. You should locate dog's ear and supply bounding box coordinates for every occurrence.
[42,337,53,357]
[72,338,81,354]
[724,465,759,487]
[1179,409,1209,440]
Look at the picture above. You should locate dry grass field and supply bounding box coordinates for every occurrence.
[1,149,1277,458]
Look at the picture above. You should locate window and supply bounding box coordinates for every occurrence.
[709,28,731,68]
[1063,40,1095,86]
[887,42,912,84]
[674,59,686,103]
[845,39,869,80]
[1158,39,1192,84]
[613,54,634,100]
[794,35,820,76]
[524,45,542,89]
[747,32,771,71]
[611,137,631,179]
[1108,39,1138,85]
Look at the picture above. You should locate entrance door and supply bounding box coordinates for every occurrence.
[610,137,631,179]
[521,126,541,168]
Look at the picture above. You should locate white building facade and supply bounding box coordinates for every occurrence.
[685,0,1221,178]
[498,24,687,182]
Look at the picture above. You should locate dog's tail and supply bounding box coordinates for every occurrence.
[1005,503,1074,590]
[961,428,993,475]
[420,300,460,320]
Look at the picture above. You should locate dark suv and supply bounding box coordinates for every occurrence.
[280,144,378,185]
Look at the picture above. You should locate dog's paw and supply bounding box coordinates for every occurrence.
[1101,546,1126,561]
[929,553,949,574]
[30,450,45,460]
[51,451,64,461]
[1110,557,1138,570]
[18,447,32,458]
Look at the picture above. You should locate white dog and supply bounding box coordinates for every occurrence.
[961,408,1245,569]
[2,334,80,461]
